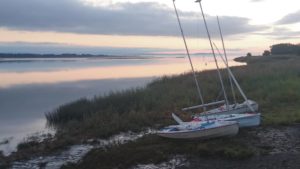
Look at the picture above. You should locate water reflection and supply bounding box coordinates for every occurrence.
[0,118,48,156]
[0,56,244,155]
[0,77,153,155]
[0,57,243,88]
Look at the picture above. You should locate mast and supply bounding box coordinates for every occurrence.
[212,42,255,112]
[195,0,229,109]
[172,0,205,110]
[217,16,237,104]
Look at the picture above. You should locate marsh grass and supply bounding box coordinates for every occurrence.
[46,55,300,139]
[0,151,9,169]
[58,54,300,168]
[10,55,300,167]
[61,134,254,169]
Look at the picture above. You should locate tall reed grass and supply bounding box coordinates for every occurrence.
[46,55,300,138]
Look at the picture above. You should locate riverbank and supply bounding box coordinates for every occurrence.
[179,124,300,169]
[60,124,300,169]
[2,54,300,168]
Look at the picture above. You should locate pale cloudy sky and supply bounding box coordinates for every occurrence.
[0,0,299,55]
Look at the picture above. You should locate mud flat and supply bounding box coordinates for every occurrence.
[178,124,300,169]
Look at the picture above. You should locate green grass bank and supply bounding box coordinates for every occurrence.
[5,54,300,169]
[47,54,300,139]
[58,54,300,168]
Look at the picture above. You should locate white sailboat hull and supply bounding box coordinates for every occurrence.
[195,113,261,128]
[233,113,260,127]
[157,121,239,139]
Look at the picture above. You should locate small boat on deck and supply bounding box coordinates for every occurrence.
[157,120,239,139]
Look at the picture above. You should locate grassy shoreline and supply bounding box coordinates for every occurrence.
[61,133,255,169]
[47,54,300,135]
[58,54,300,169]
[2,54,300,168]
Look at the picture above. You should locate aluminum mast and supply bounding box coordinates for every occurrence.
[195,0,229,109]
[172,0,205,110]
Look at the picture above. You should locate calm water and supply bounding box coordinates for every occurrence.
[0,55,243,155]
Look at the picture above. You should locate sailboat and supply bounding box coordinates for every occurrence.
[157,0,240,139]
[189,0,261,127]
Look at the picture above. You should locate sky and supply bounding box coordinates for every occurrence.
[0,0,299,55]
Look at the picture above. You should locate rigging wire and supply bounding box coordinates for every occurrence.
[172,0,206,111]
[196,0,229,109]
[217,16,237,104]
[212,42,256,113]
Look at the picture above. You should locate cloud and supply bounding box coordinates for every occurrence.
[207,16,267,37]
[0,0,267,37]
[277,10,300,25]
[250,0,265,2]
[255,27,300,40]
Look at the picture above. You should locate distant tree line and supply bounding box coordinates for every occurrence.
[0,53,109,58]
[263,50,271,56]
[270,43,300,55]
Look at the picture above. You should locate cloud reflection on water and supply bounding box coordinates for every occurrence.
[0,57,243,88]
[0,77,154,155]
[0,56,244,155]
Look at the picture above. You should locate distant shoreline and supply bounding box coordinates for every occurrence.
[0,53,165,64]
[0,53,147,59]
[0,53,107,58]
